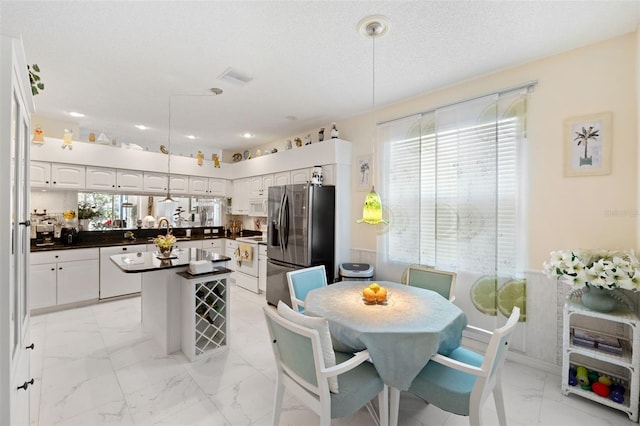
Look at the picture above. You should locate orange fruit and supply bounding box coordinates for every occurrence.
[375,287,387,303]
[369,283,381,293]
[363,288,377,302]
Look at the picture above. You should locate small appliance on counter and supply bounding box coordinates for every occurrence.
[35,224,55,247]
[60,227,79,245]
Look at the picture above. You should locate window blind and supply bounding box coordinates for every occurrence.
[378,89,527,278]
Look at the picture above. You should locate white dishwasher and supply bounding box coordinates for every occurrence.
[99,245,144,299]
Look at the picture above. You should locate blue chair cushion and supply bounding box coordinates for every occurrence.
[409,346,483,416]
[330,351,384,418]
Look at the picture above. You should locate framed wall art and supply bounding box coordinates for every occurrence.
[356,154,373,191]
[563,112,612,177]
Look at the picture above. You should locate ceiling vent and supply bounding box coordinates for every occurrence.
[218,67,253,86]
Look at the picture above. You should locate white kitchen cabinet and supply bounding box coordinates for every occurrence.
[232,178,251,214]
[173,240,203,251]
[99,246,142,299]
[562,299,640,421]
[189,177,229,196]
[250,174,273,199]
[202,239,224,253]
[30,248,100,309]
[29,263,57,309]
[116,169,144,191]
[86,166,116,190]
[170,175,190,194]
[258,244,267,293]
[51,163,86,189]
[30,160,51,187]
[189,176,208,195]
[320,164,335,185]
[290,168,310,184]
[225,239,239,272]
[143,172,168,193]
[180,271,230,361]
[274,171,290,186]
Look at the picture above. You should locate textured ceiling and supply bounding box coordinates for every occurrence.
[2,1,638,155]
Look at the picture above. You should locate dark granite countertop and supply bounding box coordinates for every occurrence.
[110,248,231,273]
[31,227,263,252]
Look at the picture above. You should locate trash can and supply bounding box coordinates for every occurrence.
[339,263,374,281]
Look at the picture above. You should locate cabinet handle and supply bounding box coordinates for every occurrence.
[59,267,62,270]
[123,247,127,251]
[50,268,55,271]
[45,180,49,184]
[25,343,35,350]
[17,378,34,391]
[55,255,59,258]
[53,181,57,184]
[19,220,31,227]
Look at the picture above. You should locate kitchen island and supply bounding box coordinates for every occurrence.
[111,248,231,357]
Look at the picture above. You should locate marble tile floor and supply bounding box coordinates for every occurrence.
[29,286,636,426]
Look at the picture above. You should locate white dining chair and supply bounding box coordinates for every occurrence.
[407,307,520,426]
[263,304,388,426]
[403,265,457,302]
[286,265,328,313]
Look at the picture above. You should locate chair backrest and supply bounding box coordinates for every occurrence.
[263,306,327,397]
[287,265,328,313]
[473,307,520,401]
[405,265,456,301]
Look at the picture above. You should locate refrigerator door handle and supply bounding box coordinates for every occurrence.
[282,192,289,251]
[278,192,286,255]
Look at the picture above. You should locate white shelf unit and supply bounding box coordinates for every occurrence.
[181,271,230,361]
[562,300,640,422]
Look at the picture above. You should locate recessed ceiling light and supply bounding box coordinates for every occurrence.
[69,111,85,117]
[135,125,149,130]
[186,135,196,140]
[218,67,253,86]
[210,88,223,95]
[242,133,253,138]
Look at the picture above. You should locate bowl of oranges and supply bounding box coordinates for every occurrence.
[362,283,388,305]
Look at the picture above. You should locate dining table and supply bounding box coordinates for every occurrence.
[305,280,467,426]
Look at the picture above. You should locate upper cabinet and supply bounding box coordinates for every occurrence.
[232,178,251,214]
[86,167,116,190]
[250,174,273,199]
[50,164,85,189]
[116,170,144,192]
[189,177,229,197]
[30,161,51,188]
[169,175,189,195]
[274,171,290,186]
[143,172,168,193]
[290,168,310,184]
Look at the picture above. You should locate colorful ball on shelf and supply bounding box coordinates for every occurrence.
[591,382,610,398]
[568,376,578,386]
[610,391,625,404]
[587,371,599,384]
[575,366,589,386]
[598,375,613,387]
[611,383,626,395]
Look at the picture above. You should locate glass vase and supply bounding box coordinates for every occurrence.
[158,245,173,258]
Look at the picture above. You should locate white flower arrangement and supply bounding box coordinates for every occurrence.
[543,249,640,291]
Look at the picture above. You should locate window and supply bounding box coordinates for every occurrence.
[378,88,528,279]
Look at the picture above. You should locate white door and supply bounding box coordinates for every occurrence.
[2,35,33,425]
[29,263,57,309]
[116,170,144,192]
[143,172,168,193]
[208,179,227,196]
[290,168,310,184]
[56,259,100,305]
[29,161,51,188]
[170,175,189,194]
[274,172,290,186]
[51,163,85,188]
[189,176,208,195]
[86,167,116,190]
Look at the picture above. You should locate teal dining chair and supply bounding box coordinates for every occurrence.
[403,265,457,302]
[287,265,328,313]
[263,304,388,426]
[408,307,520,426]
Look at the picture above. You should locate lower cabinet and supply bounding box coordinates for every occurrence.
[30,248,99,310]
[99,246,143,299]
[180,271,230,361]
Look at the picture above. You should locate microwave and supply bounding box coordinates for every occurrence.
[248,198,268,217]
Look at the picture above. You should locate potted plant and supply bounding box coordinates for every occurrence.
[77,201,98,230]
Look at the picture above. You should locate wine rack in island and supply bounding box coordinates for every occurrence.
[179,268,231,361]
[562,299,639,421]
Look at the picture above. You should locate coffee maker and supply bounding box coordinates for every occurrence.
[35,224,55,246]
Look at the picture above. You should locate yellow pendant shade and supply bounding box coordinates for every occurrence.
[357,186,387,225]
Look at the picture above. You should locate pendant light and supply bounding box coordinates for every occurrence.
[357,16,389,225]
[161,96,175,203]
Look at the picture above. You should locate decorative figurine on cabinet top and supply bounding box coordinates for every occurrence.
[304,134,312,145]
[286,140,292,150]
[331,122,339,139]
[318,128,325,142]
[197,151,204,166]
[32,125,44,144]
[213,153,221,167]
[62,128,73,150]
[294,137,302,147]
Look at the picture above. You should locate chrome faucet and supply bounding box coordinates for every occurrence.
[157,217,173,235]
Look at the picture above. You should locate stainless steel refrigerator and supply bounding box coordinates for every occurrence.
[266,184,335,307]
